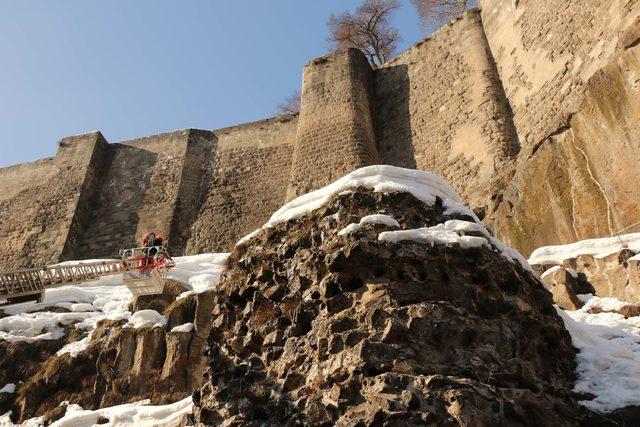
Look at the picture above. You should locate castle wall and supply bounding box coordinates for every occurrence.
[489,44,640,255]
[2,4,640,266]
[167,130,217,255]
[375,10,518,210]
[74,130,218,259]
[287,49,378,199]
[185,115,297,254]
[480,0,640,150]
[0,132,107,269]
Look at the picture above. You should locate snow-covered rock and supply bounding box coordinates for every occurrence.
[0,397,193,427]
[557,295,640,411]
[122,310,167,329]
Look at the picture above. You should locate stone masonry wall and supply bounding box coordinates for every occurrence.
[375,10,519,211]
[185,115,297,254]
[74,130,217,259]
[167,130,217,255]
[488,44,640,255]
[0,132,107,269]
[2,4,640,266]
[287,48,378,199]
[479,0,640,151]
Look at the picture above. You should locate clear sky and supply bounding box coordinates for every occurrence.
[0,1,430,167]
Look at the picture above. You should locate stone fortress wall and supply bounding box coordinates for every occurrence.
[374,10,518,210]
[1,0,639,269]
[481,0,640,254]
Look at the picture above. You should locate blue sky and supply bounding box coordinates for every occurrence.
[0,1,428,167]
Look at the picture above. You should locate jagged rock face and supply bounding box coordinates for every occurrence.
[193,189,594,426]
[532,248,640,305]
[541,267,595,311]
[0,281,214,423]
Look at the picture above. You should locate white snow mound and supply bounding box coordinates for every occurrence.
[123,310,167,329]
[0,397,193,427]
[171,323,194,333]
[529,233,640,265]
[237,165,479,246]
[338,214,400,236]
[0,383,15,394]
[168,253,229,299]
[379,220,532,271]
[557,296,640,412]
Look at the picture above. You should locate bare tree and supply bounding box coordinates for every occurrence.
[411,0,475,29]
[276,90,302,115]
[327,0,401,67]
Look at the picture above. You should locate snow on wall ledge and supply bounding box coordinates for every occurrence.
[558,296,640,412]
[529,233,640,265]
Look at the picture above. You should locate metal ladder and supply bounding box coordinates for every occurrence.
[0,260,127,307]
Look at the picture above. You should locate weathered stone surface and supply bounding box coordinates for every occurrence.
[542,267,593,311]
[0,283,217,423]
[375,10,518,211]
[193,188,602,425]
[2,3,640,266]
[487,41,640,255]
[535,249,640,305]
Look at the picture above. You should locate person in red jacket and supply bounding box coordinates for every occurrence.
[138,232,166,268]
[140,232,164,248]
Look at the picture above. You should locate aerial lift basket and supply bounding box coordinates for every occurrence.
[119,246,175,297]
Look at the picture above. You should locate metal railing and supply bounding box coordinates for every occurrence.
[0,260,126,306]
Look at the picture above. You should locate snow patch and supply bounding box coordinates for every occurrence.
[167,253,229,299]
[0,275,131,353]
[557,301,640,412]
[582,295,630,313]
[379,225,487,249]
[338,214,400,236]
[529,233,640,265]
[379,220,532,271]
[123,310,167,329]
[170,323,194,333]
[0,397,193,427]
[0,253,227,355]
[0,383,15,394]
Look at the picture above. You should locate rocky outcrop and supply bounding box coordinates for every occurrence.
[0,281,217,423]
[193,185,604,425]
[530,236,640,305]
[540,267,594,311]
